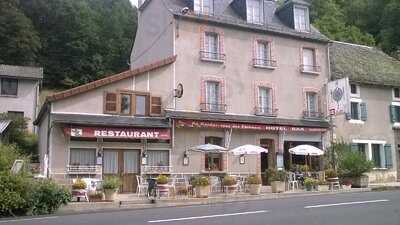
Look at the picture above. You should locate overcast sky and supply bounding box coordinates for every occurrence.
[130,0,138,6]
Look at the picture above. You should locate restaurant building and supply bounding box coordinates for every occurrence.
[36,0,331,191]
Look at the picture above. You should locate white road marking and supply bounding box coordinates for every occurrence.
[148,210,268,223]
[0,216,58,223]
[304,199,390,209]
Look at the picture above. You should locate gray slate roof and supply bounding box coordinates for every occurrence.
[0,65,43,80]
[165,110,330,128]
[157,0,329,43]
[330,42,400,86]
[51,113,170,128]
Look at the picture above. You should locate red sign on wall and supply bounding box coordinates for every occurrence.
[175,119,327,133]
[63,127,171,140]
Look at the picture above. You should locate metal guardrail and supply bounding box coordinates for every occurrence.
[303,111,324,119]
[200,103,227,113]
[253,58,277,68]
[200,51,226,61]
[66,165,101,174]
[300,64,321,73]
[255,107,278,117]
[142,166,172,174]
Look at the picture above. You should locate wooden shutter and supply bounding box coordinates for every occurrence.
[150,96,162,116]
[384,144,393,169]
[104,92,118,114]
[390,105,398,123]
[360,102,367,121]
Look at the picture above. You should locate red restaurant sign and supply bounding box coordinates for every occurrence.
[175,119,327,133]
[63,127,171,140]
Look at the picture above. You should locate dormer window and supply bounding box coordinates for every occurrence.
[247,0,263,24]
[194,0,214,15]
[294,6,310,32]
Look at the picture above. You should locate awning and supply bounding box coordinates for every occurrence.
[0,120,11,135]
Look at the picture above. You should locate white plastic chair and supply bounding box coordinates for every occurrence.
[136,175,148,197]
[287,172,299,191]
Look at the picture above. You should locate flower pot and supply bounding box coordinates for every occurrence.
[225,185,237,195]
[157,184,170,197]
[104,189,117,201]
[195,185,210,198]
[318,185,329,192]
[271,181,285,193]
[305,185,313,191]
[249,184,261,195]
[350,175,369,188]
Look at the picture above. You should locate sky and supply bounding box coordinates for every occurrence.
[130,0,138,6]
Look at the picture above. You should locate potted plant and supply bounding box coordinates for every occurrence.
[89,192,104,202]
[156,175,170,197]
[71,179,87,202]
[304,177,316,191]
[247,175,262,195]
[338,151,374,188]
[222,176,237,194]
[102,176,121,201]
[325,169,338,181]
[191,176,210,198]
[317,180,330,192]
[268,169,286,193]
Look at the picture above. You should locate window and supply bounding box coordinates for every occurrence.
[258,87,272,114]
[205,136,224,146]
[390,105,400,123]
[1,78,18,96]
[135,95,147,116]
[194,0,213,15]
[350,84,360,97]
[294,6,309,31]
[147,150,169,167]
[393,88,400,100]
[203,32,219,60]
[351,102,360,120]
[247,0,263,24]
[205,81,221,112]
[120,94,131,115]
[204,136,224,171]
[349,101,367,121]
[69,148,96,166]
[104,91,156,116]
[254,41,275,68]
[7,111,24,118]
[306,92,317,113]
[372,144,382,168]
[301,48,317,72]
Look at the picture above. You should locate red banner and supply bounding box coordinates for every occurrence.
[63,127,171,140]
[175,119,327,133]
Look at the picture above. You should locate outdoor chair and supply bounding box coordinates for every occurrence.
[136,175,148,197]
[210,176,222,193]
[287,172,299,191]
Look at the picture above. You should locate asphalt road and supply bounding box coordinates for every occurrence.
[1,191,400,225]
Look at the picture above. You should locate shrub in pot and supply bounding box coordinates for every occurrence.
[191,176,210,198]
[89,192,104,202]
[304,177,317,191]
[247,175,262,195]
[338,151,374,188]
[325,169,338,180]
[72,178,86,190]
[318,180,329,192]
[268,169,286,193]
[156,175,170,197]
[222,176,237,194]
[102,176,121,201]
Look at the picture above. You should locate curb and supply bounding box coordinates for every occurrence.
[56,188,372,216]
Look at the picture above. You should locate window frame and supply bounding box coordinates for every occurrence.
[253,39,276,69]
[350,84,361,98]
[352,140,389,169]
[103,90,151,116]
[393,87,400,101]
[194,0,214,15]
[69,148,97,166]
[300,47,320,74]
[201,77,226,113]
[246,0,263,24]
[294,5,310,32]
[0,78,18,96]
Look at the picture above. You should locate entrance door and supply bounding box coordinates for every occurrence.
[395,131,400,181]
[103,150,140,193]
[260,139,274,185]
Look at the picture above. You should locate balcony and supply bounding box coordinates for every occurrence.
[66,165,101,175]
[300,64,321,74]
[200,51,226,63]
[255,107,278,117]
[252,58,277,69]
[303,111,324,120]
[142,165,172,174]
[200,103,227,113]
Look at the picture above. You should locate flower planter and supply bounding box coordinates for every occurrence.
[271,181,285,193]
[318,185,329,192]
[350,175,369,188]
[104,189,117,201]
[195,185,210,198]
[249,184,261,195]
[157,184,170,197]
[224,185,237,195]
[305,185,313,191]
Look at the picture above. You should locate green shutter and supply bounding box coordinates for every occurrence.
[360,102,367,121]
[390,105,398,123]
[384,144,393,169]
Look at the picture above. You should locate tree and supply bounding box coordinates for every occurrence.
[379,0,400,59]
[0,0,41,66]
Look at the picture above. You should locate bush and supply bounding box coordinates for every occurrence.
[338,151,374,178]
[266,168,286,182]
[0,144,28,173]
[247,175,261,185]
[304,177,318,187]
[325,169,338,179]
[102,176,121,190]
[0,172,71,216]
[156,175,169,185]
[72,178,86,190]
[222,176,237,186]
[191,176,210,187]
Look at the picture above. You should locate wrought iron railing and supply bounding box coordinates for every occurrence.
[142,166,172,174]
[303,111,324,119]
[252,58,277,68]
[300,64,321,73]
[200,51,226,61]
[200,103,227,113]
[254,107,278,117]
[66,165,101,174]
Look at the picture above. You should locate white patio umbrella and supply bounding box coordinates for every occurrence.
[289,145,324,156]
[230,145,268,156]
[189,143,228,153]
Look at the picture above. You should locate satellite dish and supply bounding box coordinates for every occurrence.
[181,7,189,15]
[174,83,184,98]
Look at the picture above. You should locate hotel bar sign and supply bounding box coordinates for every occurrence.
[64,127,171,140]
[175,119,327,132]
